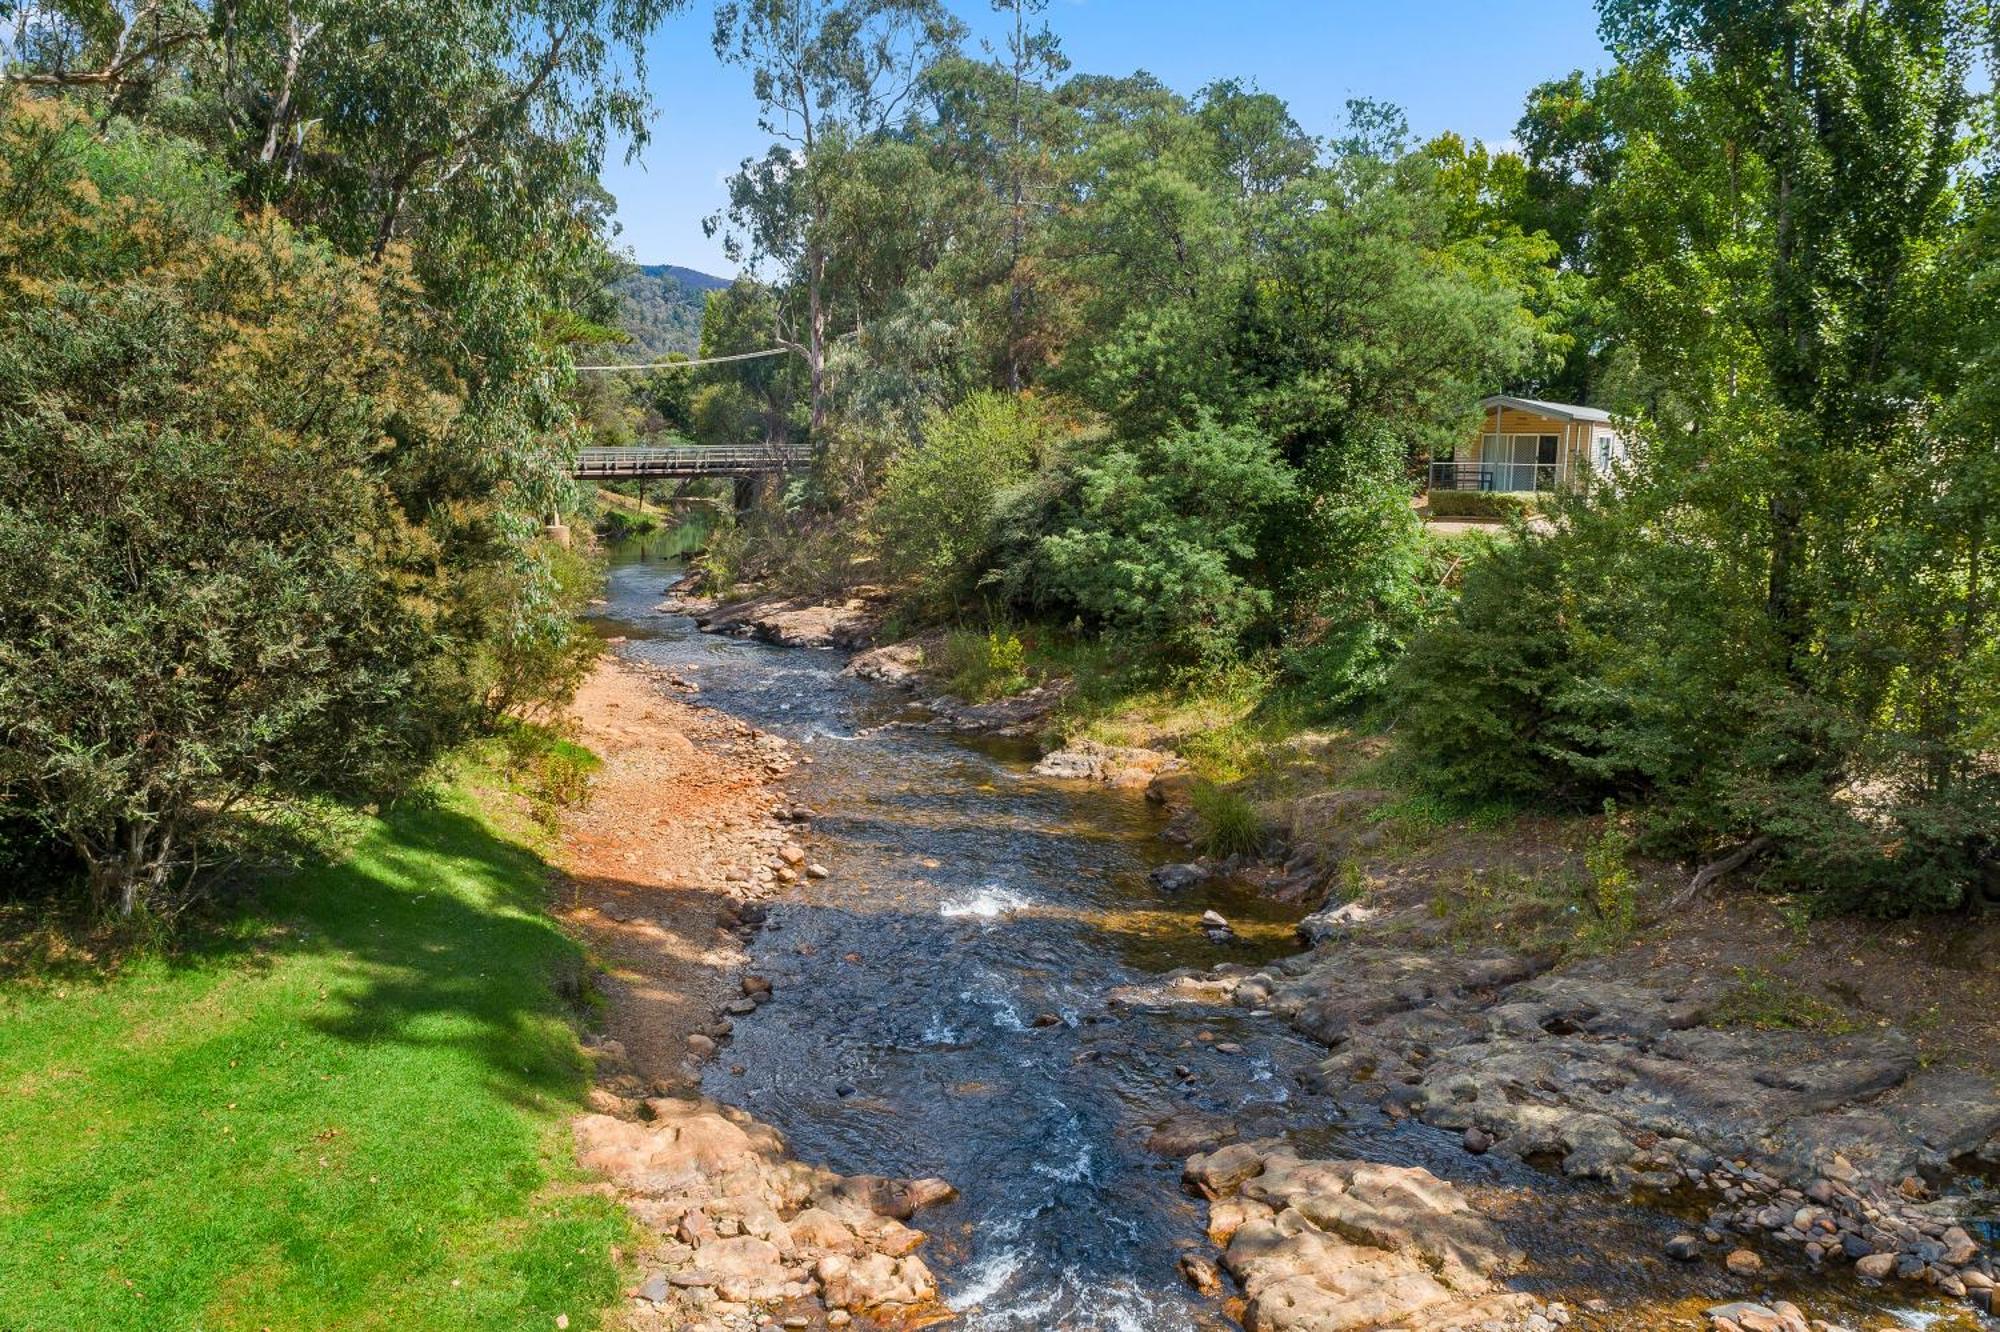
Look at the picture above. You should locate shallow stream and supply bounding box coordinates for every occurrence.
[594,533,1982,1332]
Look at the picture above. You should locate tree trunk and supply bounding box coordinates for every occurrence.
[807,240,828,443]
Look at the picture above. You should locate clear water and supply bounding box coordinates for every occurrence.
[593,533,1991,1332]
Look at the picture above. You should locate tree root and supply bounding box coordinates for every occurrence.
[1675,835,1773,909]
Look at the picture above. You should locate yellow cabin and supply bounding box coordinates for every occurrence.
[1430,396,1628,495]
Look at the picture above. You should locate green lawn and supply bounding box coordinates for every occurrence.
[0,769,626,1332]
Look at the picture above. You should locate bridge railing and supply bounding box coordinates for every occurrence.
[571,444,812,477]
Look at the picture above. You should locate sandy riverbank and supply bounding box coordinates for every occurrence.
[554,657,959,1332]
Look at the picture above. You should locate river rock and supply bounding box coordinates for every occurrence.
[1152,863,1211,893]
[1725,1248,1763,1276]
[845,641,925,687]
[1854,1252,1895,1281]
[1147,1111,1241,1157]
[696,593,881,650]
[814,1251,937,1310]
[1179,1251,1225,1296]
[575,1096,953,1326]
[1239,941,2000,1229]
[1296,901,1379,947]
[1032,740,1182,789]
[1665,1233,1703,1261]
[1185,1142,1533,1332]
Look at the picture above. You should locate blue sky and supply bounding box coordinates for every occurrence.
[600,1,1613,275]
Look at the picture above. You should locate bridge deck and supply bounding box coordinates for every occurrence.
[572,445,810,479]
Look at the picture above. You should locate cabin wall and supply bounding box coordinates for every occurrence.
[1460,409,1572,465]
[1454,408,1624,486]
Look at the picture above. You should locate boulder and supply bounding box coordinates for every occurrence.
[1033,740,1182,789]
[1151,863,1211,894]
[814,1251,938,1310]
[1187,1142,1532,1332]
[845,641,925,687]
[1296,901,1379,947]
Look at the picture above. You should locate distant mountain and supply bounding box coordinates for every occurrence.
[607,263,734,361]
[639,263,732,292]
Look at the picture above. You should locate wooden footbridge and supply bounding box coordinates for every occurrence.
[572,444,811,480]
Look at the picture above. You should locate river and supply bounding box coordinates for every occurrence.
[592,532,1985,1332]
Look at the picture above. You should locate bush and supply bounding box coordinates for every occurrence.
[940,628,1030,702]
[1020,414,1296,666]
[465,539,605,724]
[0,108,589,920]
[1278,453,1451,710]
[874,391,1050,606]
[1426,490,1540,519]
[0,249,445,918]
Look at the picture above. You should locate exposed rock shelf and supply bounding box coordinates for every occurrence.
[1180,945,2000,1311]
[1183,1142,1547,1332]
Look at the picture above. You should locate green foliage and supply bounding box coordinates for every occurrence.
[1427,491,1540,519]
[0,104,610,920]
[0,762,628,1331]
[875,391,1049,604]
[1710,968,1863,1034]
[1428,862,1638,959]
[0,121,445,919]
[1190,782,1265,859]
[1585,801,1638,938]
[1020,414,1296,666]
[1278,459,1442,710]
[500,723,605,827]
[940,628,1030,702]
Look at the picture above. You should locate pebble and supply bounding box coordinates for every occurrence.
[1463,1126,1494,1155]
[1725,1248,1764,1276]
[1665,1233,1702,1262]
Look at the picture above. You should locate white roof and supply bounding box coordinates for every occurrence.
[1481,395,1615,424]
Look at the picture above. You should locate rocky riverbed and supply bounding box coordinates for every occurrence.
[583,552,1996,1332]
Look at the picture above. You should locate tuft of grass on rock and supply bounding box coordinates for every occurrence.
[1710,967,1865,1033]
[1191,782,1265,859]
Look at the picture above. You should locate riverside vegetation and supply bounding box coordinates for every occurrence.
[683,0,1998,918]
[2,1,1998,1330]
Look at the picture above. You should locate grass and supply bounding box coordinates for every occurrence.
[1190,782,1266,858]
[1427,863,1643,959]
[1710,967,1866,1033]
[0,755,627,1332]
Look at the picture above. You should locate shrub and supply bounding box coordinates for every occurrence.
[1426,490,1540,519]
[874,391,1050,606]
[0,252,445,918]
[1023,414,1296,666]
[467,539,605,724]
[1585,800,1639,939]
[1278,453,1448,711]
[940,628,1030,702]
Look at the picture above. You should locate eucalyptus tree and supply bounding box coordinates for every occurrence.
[709,0,964,442]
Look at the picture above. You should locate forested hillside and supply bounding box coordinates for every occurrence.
[608,263,732,360]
